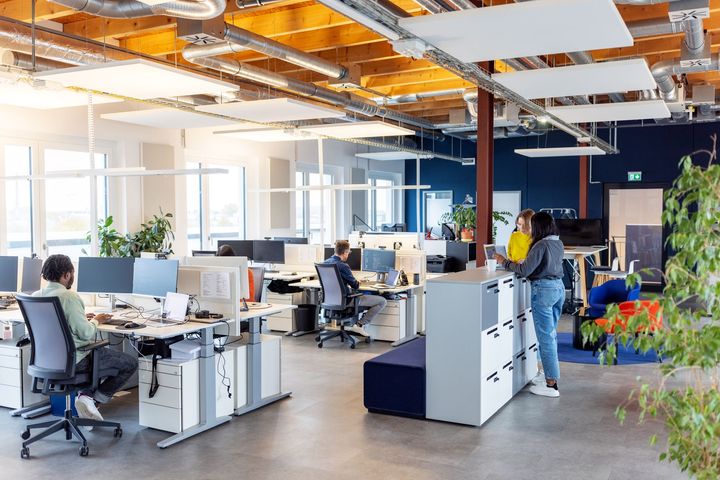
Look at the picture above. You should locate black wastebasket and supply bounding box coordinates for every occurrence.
[293,304,318,332]
[573,312,607,351]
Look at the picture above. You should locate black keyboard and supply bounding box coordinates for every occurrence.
[103,319,128,326]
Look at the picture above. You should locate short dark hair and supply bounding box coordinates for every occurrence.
[530,212,559,248]
[334,240,351,256]
[42,254,74,282]
[217,245,236,257]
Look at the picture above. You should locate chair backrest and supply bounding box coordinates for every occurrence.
[611,257,619,271]
[249,267,265,302]
[315,263,349,310]
[589,279,639,306]
[15,294,75,382]
[628,260,639,274]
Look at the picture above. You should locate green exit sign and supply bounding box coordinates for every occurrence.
[628,171,642,182]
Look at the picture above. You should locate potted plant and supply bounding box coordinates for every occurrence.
[581,141,720,479]
[86,209,175,258]
[439,206,512,243]
[84,216,129,257]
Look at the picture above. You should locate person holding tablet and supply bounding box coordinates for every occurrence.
[507,209,535,263]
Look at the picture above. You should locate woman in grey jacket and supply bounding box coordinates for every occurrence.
[495,212,564,398]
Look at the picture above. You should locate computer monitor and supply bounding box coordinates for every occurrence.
[20,257,43,294]
[77,257,135,294]
[132,258,179,299]
[273,236,309,245]
[0,256,18,293]
[556,219,604,247]
[191,250,217,257]
[253,240,285,263]
[323,247,362,271]
[217,240,254,259]
[361,248,397,273]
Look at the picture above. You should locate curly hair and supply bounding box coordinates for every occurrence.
[41,254,74,282]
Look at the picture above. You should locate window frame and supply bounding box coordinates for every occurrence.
[368,171,403,231]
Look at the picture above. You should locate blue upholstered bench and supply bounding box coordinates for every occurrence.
[363,337,426,419]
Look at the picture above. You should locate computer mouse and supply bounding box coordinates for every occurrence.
[123,322,142,329]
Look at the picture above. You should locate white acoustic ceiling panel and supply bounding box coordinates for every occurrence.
[356,151,433,161]
[0,80,120,109]
[547,100,671,123]
[213,128,315,142]
[493,59,656,100]
[197,98,346,122]
[515,146,606,158]
[300,121,414,138]
[36,59,237,99]
[101,108,238,129]
[398,0,632,63]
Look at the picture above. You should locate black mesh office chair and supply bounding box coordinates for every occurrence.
[15,295,123,459]
[314,263,371,349]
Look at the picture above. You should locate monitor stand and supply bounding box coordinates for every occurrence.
[375,272,387,284]
[94,294,117,314]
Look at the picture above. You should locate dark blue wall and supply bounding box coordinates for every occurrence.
[405,123,719,231]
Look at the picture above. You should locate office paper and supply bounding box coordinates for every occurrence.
[201,271,231,299]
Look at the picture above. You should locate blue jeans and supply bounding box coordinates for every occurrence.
[531,278,565,381]
[76,347,138,404]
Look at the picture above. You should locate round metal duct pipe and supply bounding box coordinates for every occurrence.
[49,0,226,20]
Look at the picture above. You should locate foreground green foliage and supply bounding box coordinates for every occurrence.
[582,145,720,478]
[87,209,175,257]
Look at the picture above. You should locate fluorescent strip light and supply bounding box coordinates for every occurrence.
[252,184,431,193]
[300,121,415,138]
[0,168,227,181]
[356,152,433,161]
[213,128,316,142]
[514,146,606,158]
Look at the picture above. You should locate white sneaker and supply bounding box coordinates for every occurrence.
[529,383,560,398]
[75,394,104,422]
[346,324,369,337]
[531,372,546,386]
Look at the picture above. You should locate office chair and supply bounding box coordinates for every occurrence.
[587,279,641,318]
[314,263,371,349]
[15,295,122,459]
[249,267,265,302]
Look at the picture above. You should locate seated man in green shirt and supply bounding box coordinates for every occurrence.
[35,255,138,422]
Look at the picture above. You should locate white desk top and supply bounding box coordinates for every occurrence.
[290,277,422,294]
[97,320,213,339]
[427,267,513,286]
[563,246,607,258]
[264,271,316,282]
[238,303,296,319]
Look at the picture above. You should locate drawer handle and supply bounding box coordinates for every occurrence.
[503,361,513,369]
[486,372,498,381]
[486,327,498,335]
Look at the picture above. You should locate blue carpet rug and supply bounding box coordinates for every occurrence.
[557,332,661,365]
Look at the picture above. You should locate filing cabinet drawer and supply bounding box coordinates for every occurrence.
[0,366,21,387]
[365,324,399,342]
[139,358,183,377]
[0,354,20,369]
[480,326,503,376]
[0,384,22,409]
[139,402,183,434]
[138,369,182,390]
[498,277,514,322]
[138,381,181,409]
[373,312,400,328]
[0,345,20,358]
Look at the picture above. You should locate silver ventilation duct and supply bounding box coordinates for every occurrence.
[627,18,686,38]
[0,49,68,70]
[0,29,107,65]
[48,0,226,20]
[377,88,466,105]
[182,48,441,134]
[652,55,719,101]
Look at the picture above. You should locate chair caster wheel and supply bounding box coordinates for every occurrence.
[79,446,89,457]
[365,337,372,343]
[314,336,321,342]
[20,447,29,459]
[114,427,123,438]
[21,430,30,440]
[317,343,323,348]
[350,344,356,349]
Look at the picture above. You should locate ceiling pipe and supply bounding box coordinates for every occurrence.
[48,0,226,19]
[0,29,106,65]
[652,55,719,101]
[0,49,68,70]
[235,0,283,7]
[627,18,686,38]
[376,88,466,105]
[412,0,450,14]
[182,48,443,136]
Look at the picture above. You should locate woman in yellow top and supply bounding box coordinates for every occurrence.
[507,209,535,262]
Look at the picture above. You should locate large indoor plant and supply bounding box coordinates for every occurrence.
[86,209,175,257]
[581,145,720,479]
[440,206,512,242]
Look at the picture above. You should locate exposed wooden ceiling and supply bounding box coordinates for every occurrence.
[2,0,719,125]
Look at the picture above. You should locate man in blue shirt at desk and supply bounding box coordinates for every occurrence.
[324,240,386,336]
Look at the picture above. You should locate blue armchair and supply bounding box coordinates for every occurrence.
[587,279,641,318]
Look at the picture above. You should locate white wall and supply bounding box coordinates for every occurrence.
[0,100,405,256]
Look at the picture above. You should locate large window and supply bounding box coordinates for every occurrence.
[296,168,332,244]
[44,148,108,259]
[3,145,33,256]
[368,173,400,230]
[186,161,246,252]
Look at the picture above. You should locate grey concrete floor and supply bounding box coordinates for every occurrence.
[0,316,685,479]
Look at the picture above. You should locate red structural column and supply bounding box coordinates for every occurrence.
[579,153,589,219]
[476,61,494,266]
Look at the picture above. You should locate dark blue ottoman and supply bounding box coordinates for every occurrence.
[363,337,426,419]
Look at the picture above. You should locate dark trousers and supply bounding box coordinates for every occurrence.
[76,347,138,404]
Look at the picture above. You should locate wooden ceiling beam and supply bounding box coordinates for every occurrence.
[362,79,475,97]
[365,68,460,89]
[392,98,468,113]
[2,0,74,22]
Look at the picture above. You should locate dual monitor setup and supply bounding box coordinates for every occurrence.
[76,257,179,300]
[0,256,43,296]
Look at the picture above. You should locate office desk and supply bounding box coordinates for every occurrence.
[290,278,421,347]
[264,271,315,282]
[563,246,607,307]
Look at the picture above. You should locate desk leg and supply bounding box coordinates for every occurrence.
[234,316,291,416]
[391,288,420,347]
[157,326,231,448]
[577,254,589,307]
[10,401,50,418]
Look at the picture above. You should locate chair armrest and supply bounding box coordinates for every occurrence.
[346,293,363,300]
[78,340,110,352]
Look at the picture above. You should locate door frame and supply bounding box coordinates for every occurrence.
[602,182,670,292]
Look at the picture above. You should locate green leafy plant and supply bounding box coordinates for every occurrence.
[581,140,720,479]
[83,216,129,257]
[439,206,512,240]
[492,210,512,240]
[120,209,175,257]
[85,209,175,258]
